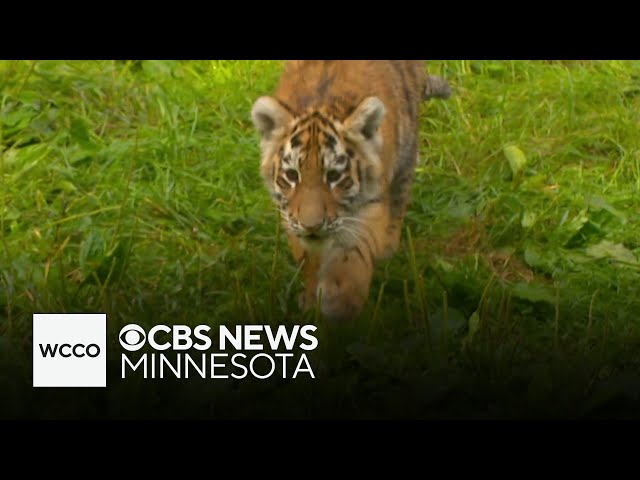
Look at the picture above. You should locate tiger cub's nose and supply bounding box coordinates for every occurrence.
[301,221,324,235]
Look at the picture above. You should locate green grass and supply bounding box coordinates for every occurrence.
[1,60,640,419]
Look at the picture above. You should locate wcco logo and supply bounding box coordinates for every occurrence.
[33,313,107,388]
[39,343,101,358]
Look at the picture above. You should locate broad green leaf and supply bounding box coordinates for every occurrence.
[70,118,97,149]
[521,211,537,228]
[9,144,49,180]
[586,240,638,265]
[522,244,558,271]
[1,206,21,221]
[564,208,589,232]
[523,246,544,269]
[512,282,556,304]
[0,108,34,128]
[503,145,527,177]
[55,180,77,194]
[560,208,591,247]
[587,195,628,224]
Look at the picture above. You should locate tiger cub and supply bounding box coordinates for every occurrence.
[251,60,449,320]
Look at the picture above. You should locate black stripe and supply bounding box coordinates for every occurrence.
[321,123,339,137]
[309,121,316,147]
[343,104,357,118]
[313,112,339,135]
[393,61,415,121]
[324,133,337,149]
[296,114,313,128]
[317,70,335,98]
[337,177,354,189]
[277,99,297,117]
[404,62,419,101]
[276,177,290,190]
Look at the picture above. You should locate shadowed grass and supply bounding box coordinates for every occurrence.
[1,60,639,418]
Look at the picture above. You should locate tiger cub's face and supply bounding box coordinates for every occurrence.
[251,96,385,250]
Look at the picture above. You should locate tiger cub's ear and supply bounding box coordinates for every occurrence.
[251,96,293,140]
[344,96,386,141]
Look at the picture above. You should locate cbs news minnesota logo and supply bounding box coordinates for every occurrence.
[33,313,107,388]
[32,314,317,386]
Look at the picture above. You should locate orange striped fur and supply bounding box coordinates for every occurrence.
[251,60,447,320]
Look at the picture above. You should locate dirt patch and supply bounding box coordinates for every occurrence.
[423,218,536,283]
[443,218,486,257]
[484,250,534,283]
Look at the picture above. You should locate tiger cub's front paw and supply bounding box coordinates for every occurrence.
[317,278,366,321]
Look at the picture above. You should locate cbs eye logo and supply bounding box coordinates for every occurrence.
[119,324,146,351]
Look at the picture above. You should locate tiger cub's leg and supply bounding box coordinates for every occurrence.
[316,246,375,321]
[316,203,391,320]
[288,233,321,311]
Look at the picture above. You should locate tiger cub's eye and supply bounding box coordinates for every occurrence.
[326,170,341,183]
[285,169,299,182]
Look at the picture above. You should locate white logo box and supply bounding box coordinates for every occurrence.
[33,313,107,388]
